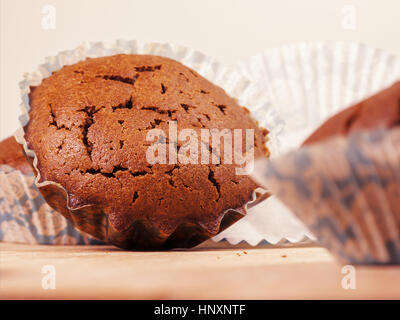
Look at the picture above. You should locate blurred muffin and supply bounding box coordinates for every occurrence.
[271,81,400,264]
[304,82,400,145]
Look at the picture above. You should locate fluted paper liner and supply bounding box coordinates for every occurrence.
[8,40,282,247]
[238,41,400,152]
[253,127,400,264]
[0,163,101,244]
[0,146,264,246]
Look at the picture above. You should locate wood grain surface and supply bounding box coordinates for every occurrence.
[1,241,399,299]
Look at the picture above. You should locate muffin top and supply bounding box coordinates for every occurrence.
[25,54,268,234]
[304,82,400,145]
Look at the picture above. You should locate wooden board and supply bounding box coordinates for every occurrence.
[1,241,399,299]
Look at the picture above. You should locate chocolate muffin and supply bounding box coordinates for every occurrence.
[24,54,269,249]
[304,82,400,145]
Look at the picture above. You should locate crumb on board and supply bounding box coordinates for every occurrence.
[281,255,287,258]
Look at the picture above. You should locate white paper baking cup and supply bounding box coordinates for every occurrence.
[216,41,400,245]
[237,41,400,152]
[7,40,284,245]
[0,163,101,244]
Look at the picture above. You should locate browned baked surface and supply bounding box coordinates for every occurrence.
[0,136,32,174]
[304,82,400,145]
[24,54,268,241]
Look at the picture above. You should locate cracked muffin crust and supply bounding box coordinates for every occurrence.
[24,54,269,249]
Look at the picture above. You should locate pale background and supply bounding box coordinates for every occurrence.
[1,0,400,139]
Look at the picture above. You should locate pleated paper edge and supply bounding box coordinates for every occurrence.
[236,40,400,152]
